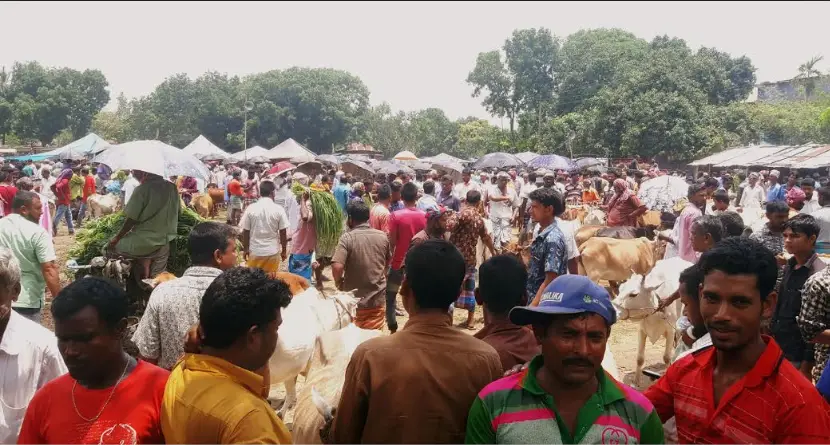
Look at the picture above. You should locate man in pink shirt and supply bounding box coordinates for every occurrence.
[677,183,707,263]
[386,182,426,333]
[370,184,392,234]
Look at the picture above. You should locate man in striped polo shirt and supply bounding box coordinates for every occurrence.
[465,275,664,444]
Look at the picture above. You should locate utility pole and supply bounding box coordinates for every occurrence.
[243,99,253,163]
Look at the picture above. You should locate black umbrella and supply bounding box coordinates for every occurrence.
[375,161,414,176]
[316,154,340,166]
[575,157,605,169]
[471,152,525,170]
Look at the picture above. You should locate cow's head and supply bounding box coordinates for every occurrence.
[327,290,359,327]
[612,270,661,320]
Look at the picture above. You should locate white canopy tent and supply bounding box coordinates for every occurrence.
[268,138,316,163]
[182,135,229,159]
[230,145,270,162]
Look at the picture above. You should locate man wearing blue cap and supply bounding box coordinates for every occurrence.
[466,275,664,444]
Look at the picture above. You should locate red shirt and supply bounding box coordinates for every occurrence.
[228,179,243,197]
[54,179,71,206]
[388,206,426,270]
[18,360,170,444]
[82,176,96,202]
[644,337,830,444]
[0,184,18,216]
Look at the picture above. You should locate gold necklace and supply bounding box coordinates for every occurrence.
[71,356,132,423]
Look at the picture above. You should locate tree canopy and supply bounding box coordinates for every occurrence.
[4,28,829,162]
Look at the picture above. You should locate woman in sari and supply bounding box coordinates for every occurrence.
[603,178,647,227]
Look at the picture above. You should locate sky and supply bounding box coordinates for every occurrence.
[2,1,828,124]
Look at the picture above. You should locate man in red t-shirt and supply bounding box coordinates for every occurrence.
[0,169,18,217]
[644,238,830,443]
[386,182,426,333]
[17,277,169,444]
[76,167,96,227]
[51,169,74,236]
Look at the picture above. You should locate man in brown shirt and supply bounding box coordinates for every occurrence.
[332,200,391,330]
[327,239,503,444]
[474,255,540,370]
[450,190,496,329]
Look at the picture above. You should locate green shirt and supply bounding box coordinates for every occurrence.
[0,214,56,309]
[116,176,181,256]
[465,355,664,444]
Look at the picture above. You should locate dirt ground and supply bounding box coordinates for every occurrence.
[49,211,668,426]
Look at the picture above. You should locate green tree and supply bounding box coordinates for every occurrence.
[504,28,559,118]
[556,29,648,114]
[243,67,370,153]
[467,51,519,137]
[454,119,506,156]
[407,108,457,156]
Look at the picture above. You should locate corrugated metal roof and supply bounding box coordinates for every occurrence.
[711,145,788,167]
[689,146,754,166]
[786,145,830,168]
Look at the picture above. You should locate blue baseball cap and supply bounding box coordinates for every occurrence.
[509,275,616,326]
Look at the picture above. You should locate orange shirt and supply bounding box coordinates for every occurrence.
[228,179,243,197]
[17,360,170,444]
[582,188,600,204]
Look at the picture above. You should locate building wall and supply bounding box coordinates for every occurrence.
[757,76,830,102]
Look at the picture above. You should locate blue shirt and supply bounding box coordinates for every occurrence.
[526,223,567,300]
[766,183,786,203]
[819,359,830,401]
[333,184,351,212]
[390,200,404,212]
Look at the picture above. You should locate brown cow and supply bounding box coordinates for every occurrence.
[578,237,663,295]
[575,225,657,248]
[191,194,214,219]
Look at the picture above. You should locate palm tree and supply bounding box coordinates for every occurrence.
[796,55,824,99]
[797,55,824,79]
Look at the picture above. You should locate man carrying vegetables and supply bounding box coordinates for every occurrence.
[107,169,180,294]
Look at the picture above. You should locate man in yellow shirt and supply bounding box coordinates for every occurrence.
[161,267,293,444]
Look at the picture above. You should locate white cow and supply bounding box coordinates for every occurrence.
[293,324,384,444]
[613,257,691,387]
[267,287,359,418]
[87,193,120,218]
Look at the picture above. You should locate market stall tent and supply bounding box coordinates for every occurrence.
[182,135,229,159]
[9,133,110,162]
[269,138,316,163]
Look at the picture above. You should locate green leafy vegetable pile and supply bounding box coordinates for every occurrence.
[291,182,344,255]
[68,207,205,277]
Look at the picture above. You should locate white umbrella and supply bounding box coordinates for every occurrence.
[393,150,418,161]
[93,140,211,181]
[637,176,689,212]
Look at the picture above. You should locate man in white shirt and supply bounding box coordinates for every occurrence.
[240,180,290,274]
[801,177,821,214]
[454,169,481,204]
[488,172,519,251]
[271,172,300,235]
[122,170,140,206]
[0,246,66,443]
[737,172,765,212]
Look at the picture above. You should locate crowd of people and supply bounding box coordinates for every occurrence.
[2,153,830,443]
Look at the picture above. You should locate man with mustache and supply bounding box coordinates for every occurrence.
[645,238,830,443]
[466,275,664,444]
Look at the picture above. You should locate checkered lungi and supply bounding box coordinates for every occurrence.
[454,265,476,311]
